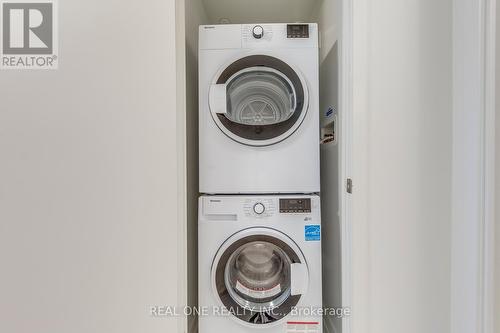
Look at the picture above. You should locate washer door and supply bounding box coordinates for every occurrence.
[212,228,309,325]
[209,55,309,146]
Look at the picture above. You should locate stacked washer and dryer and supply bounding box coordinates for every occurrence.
[198,23,322,333]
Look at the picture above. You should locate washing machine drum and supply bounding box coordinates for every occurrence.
[213,232,307,325]
[209,55,309,146]
[226,241,292,308]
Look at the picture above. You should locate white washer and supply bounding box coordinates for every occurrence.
[199,24,320,194]
[198,195,322,333]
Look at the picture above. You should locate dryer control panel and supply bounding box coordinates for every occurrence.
[199,24,318,50]
[287,24,309,38]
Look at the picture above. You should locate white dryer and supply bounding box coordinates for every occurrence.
[198,195,322,333]
[199,23,320,194]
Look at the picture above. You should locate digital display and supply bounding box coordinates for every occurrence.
[287,24,309,38]
[280,198,311,213]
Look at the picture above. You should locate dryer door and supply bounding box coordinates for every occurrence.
[209,55,309,146]
[212,227,308,325]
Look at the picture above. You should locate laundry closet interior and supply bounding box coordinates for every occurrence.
[179,0,347,332]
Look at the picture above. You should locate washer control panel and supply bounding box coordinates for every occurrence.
[279,198,311,213]
[287,24,309,38]
[244,198,275,218]
[200,196,319,221]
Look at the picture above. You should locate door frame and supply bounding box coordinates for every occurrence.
[450,0,496,333]
[339,0,354,332]
[175,0,188,332]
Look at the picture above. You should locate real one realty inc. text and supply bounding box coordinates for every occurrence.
[150,306,351,318]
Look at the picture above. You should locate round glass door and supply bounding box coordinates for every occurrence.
[212,230,307,325]
[225,241,292,312]
[209,55,309,146]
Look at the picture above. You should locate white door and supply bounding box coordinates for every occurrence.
[211,227,308,325]
[209,55,310,146]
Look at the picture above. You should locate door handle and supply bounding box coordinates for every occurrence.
[209,84,227,114]
[290,263,308,296]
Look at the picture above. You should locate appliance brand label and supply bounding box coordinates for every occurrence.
[304,225,321,241]
[1,0,58,69]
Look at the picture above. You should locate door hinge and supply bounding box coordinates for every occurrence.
[346,178,353,194]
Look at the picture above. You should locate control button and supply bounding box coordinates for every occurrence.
[253,203,265,214]
[252,25,264,39]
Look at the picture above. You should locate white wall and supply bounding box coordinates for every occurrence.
[352,0,452,332]
[495,1,500,330]
[312,1,342,333]
[314,0,340,63]
[201,0,320,24]
[184,0,209,332]
[0,1,181,332]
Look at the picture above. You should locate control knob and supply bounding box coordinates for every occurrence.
[252,25,264,39]
[253,203,265,215]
